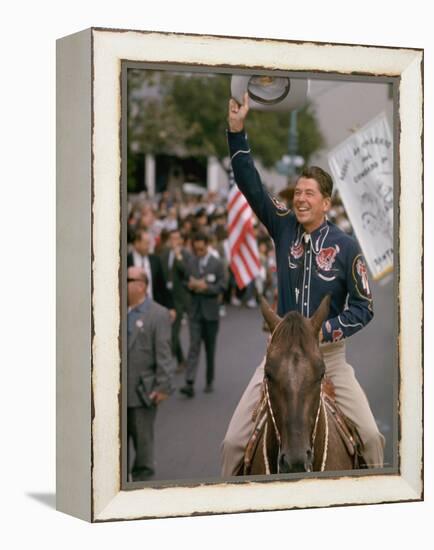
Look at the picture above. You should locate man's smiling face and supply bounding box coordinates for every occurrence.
[293,177,331,233]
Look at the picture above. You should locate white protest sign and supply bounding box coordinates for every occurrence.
[328,113,394,280]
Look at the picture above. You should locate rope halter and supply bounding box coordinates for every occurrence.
[262,377,328,473]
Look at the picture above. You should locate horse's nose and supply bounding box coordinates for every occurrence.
[278,449,313,473]
[278,452,304,473]
[278,453,292,473]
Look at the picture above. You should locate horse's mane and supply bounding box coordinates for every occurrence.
[271,311,315,354]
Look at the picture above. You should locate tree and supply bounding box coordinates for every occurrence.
[127,69,324,189]
[244,104,324,168]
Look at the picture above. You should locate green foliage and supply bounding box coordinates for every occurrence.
[245,105,324,168]
[128,69,324,173]
[169,73,231,160]
[296,105,324,166]
[128,71,192,156]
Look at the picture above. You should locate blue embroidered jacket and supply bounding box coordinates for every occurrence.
[228,130,374,343]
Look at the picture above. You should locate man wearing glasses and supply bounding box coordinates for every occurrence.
[127,266,174,481]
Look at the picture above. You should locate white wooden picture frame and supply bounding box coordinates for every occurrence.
[56,27,423,522]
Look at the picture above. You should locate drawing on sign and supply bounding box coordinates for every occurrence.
[328,113,394,280]
[360,178,393,239]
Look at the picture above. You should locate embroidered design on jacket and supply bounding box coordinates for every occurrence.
[270,195,290,216]
[356,257,370,295]
[316,245,340,271]
[290,241,304,260]
[352,254,372,299]
[332,328,344,342]
[317,272,337,282]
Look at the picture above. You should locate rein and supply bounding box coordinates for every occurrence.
[262,377,329,473]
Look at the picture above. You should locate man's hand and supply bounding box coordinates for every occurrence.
[228,92,249,133]
[169,309,177,323]
[173,245,182,260]
[188,276,207,292]
[149,391,169,405]
[188,276,200,290]
[195,279,207,291]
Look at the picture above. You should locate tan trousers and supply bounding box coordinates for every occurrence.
[221,341,385,477]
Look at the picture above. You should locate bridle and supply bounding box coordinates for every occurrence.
[262,376,329,473]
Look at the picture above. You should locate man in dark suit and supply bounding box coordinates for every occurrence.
[127,266,174,481]
[127,228,175,314]
[179,232,225,397]
[159,229,192,370]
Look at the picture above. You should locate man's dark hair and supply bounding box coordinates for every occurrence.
[195,208,207,218]
[191,231,209,244]
[299,166,333,198]
[132,228,150,243]
[215,225,228,242]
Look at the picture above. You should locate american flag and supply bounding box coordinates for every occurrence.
[227,171,261,289]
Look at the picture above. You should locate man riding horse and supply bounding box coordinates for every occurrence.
[221,92,385,476]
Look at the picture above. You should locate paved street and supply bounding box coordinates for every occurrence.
[150,278,395,482]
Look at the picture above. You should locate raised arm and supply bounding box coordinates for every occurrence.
[227,93,292,239]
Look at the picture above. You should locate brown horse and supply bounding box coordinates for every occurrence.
[242,295,363,475]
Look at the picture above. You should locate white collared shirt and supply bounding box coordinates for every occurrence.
[199,252,211,274]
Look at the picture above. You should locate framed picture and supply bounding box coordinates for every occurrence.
[56,27,423,522]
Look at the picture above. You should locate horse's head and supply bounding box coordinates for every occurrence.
[261,295,331,473]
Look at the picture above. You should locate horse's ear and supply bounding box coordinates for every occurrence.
[309,294,331,336]
[260,297,282,333]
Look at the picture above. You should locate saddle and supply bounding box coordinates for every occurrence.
[321,378,366,468]
[241,392,269,474]
[241,377,365,474]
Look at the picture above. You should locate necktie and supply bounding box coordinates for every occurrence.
[141,256,153,298]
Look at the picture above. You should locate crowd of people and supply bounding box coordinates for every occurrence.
[127,186,352,310]
[128,189,276,310]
